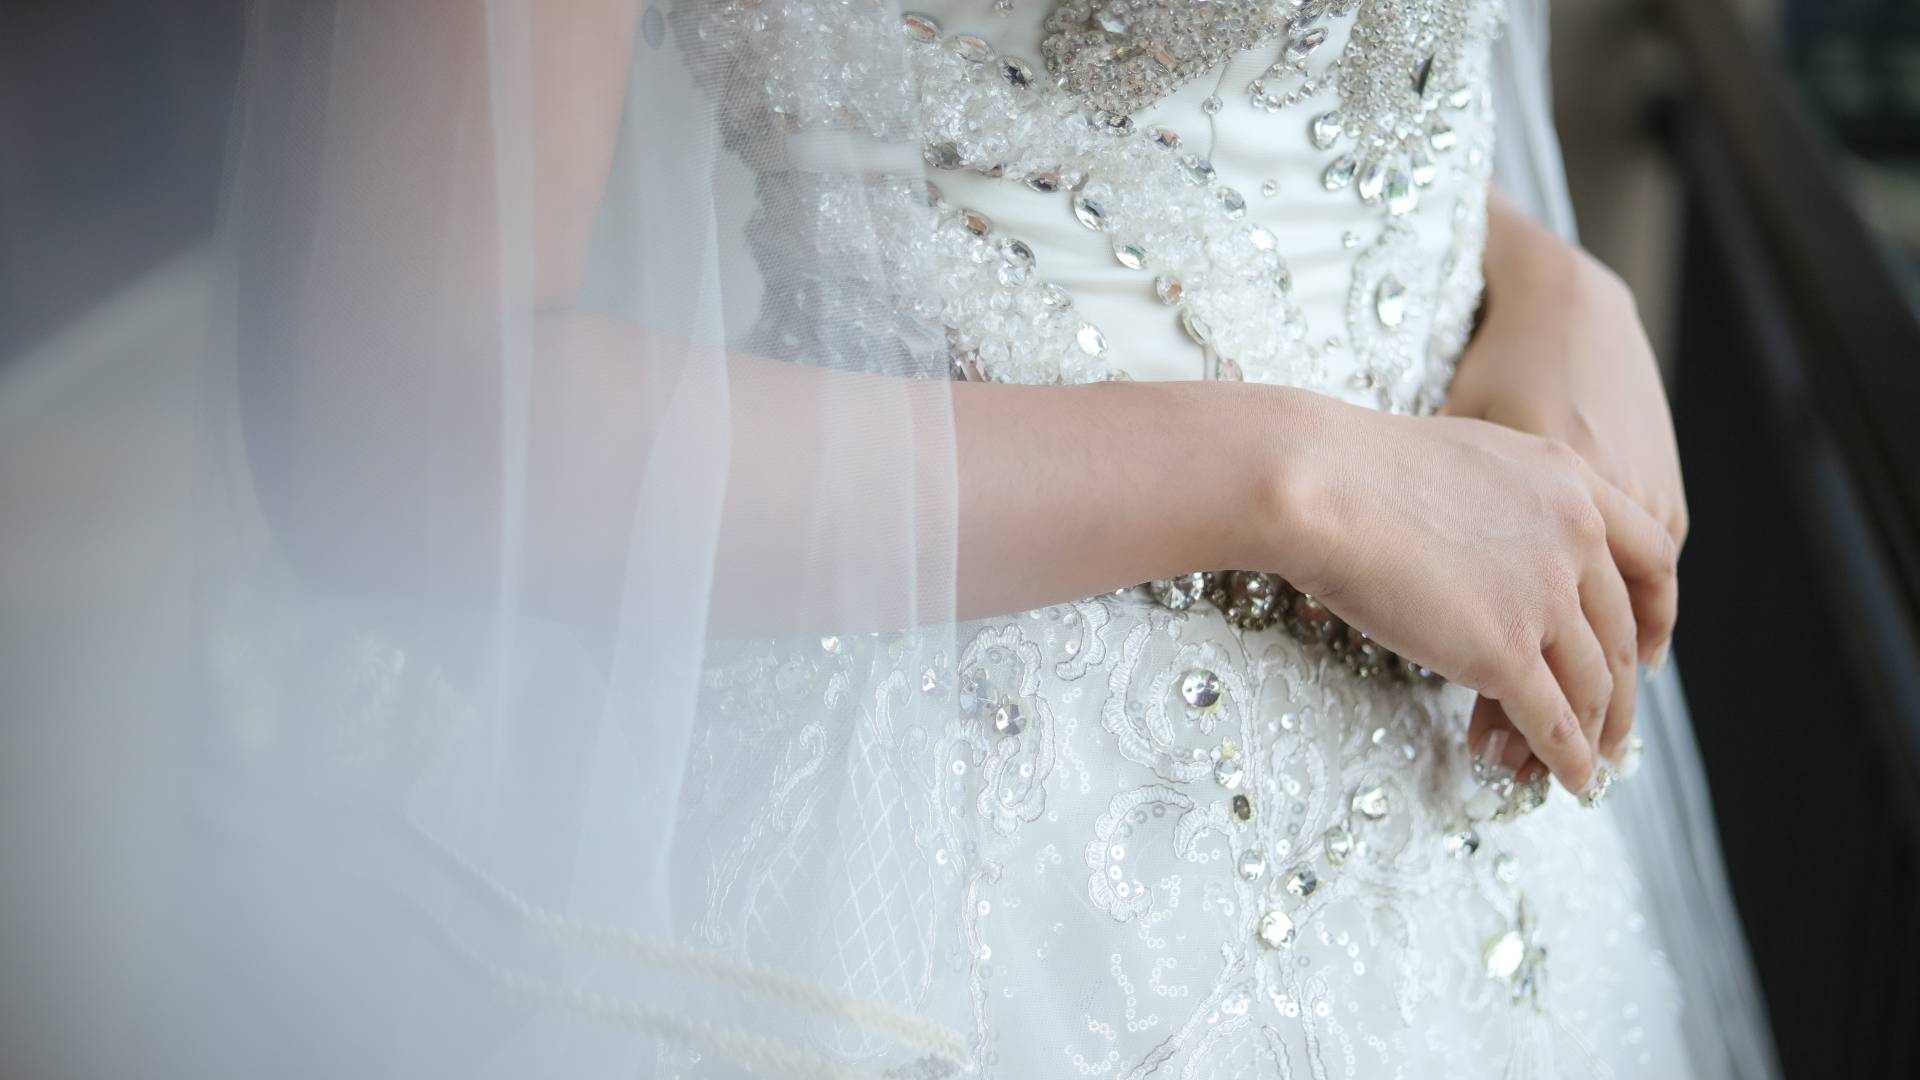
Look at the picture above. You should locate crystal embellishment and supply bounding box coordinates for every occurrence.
[1238,848,1268,882]
[1375,275,1407,327]
[1324,825,1354,865]
[1257,909,1297,949]
[1180,668,1224,711]
[1284,867,1319,898]
[1352,783,1391,820]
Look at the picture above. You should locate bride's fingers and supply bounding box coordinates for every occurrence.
[1468,697,1530,773]
[1488,656,1597,796]
[1583,467,1680,662]
[1600,659,1638,762]
[1468,698,1552,783]
[1579,559,1639,764]
[1542,612,1611,757]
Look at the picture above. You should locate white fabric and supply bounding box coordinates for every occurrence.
[0,2,1778,1078]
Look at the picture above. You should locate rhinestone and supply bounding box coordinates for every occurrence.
[1149,571,1206,609]
[1214,756,1244,789]
[999,57,1035,88]
[1113,241,1149,270]
[1352,783,1391,820]
[1284,867,1318,898]
[924,141,961,170]
[1180,668,1224,711]
[1493,852,1521,884]
[960,209,992,236]
[1152,275,1184,305]
[991,702,1025,736]
[1179,308,1213,345]
[1024,168,1062,193]
[1201,94,1224,116]
[1444,827,1481,858]
[901,12,941,42]
[1039,283,1072,310]
[1248,227,1277,251]
[1448,86,1474,109]
[1285,28,1327,63]
[1356,161,1387,203]
[1075,323,1107,355]
[1324,826,1354,864]
[1000,237,1035,269]
[945,34,992,63]
[820,635,842,654]
[1261,179,1280,197]
[1385,171,1418,216]
[1413,54,1436,96]
[1231,793,1253,821]
[1224,571,1276,624]
[1322,155,1358,191]
[1410,147,1438,186]
[1179,155,1216,186]
[1072,195,1109,230]
[1309,111,1344,150]
[1484,930,1526,980]
[1152,127,1182,151]
[1237,848,1267,881]
[1257,910,1296,949]
[1214,353,1244,381]
[1375,275,1407,327]
[1218,187,1247,218]
[1430,120,1458,151]
[1342,230,1360,250]
[1096,9,1130,33]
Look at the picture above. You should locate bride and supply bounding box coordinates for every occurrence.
[170,1,1776,1078]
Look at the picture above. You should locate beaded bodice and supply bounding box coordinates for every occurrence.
[681,0,1505,413]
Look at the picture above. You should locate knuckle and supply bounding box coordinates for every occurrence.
[1545,710,1583,749]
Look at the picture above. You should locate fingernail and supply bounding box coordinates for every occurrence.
[1647,641,1670,675]
[1481,729,1512,776]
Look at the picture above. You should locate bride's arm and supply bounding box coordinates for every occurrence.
[241,6,1671,796]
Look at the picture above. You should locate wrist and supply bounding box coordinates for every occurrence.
[1211,383,1343,586]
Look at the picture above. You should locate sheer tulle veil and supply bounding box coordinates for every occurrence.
[0,2,1775,1077]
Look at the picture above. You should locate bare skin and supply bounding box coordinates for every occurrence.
[252,4,1680,800]
[1451,190,1691,777]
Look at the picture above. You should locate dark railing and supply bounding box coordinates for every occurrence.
[1658,0,1920,1075]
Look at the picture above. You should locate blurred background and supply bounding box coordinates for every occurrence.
[1,1,1916,1077]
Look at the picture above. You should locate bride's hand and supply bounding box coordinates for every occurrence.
[1257,397,1677,799]
[1441,191,1688,764]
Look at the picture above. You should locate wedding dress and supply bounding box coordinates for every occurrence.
[11,3,1773,1079]
[669,2,1692,1077]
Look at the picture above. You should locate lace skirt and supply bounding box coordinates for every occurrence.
[685,592,1694,1079]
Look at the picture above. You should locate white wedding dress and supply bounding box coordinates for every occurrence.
[669,2,1699,1077]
